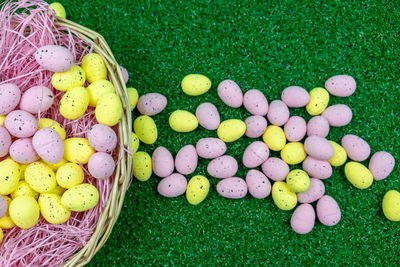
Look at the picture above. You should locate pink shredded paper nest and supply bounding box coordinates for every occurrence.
[0,0,116,265]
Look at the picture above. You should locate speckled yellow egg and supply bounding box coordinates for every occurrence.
[56,163,84,189]
[344,162,373,189]
[61,183,99,212]
[181,74,212,96]
[272,181,297,210]
[127,88,139,111]
[217,119,246,142]
[0,196,15,229]
[262,125,286,151]
[50,2,66,18]
[25,162,57,193]
[133,151,152,182]
[39,193,71,224]
[37,118,66,140]
[131,132,139,154]
[286,169,310,193]
[281,142,307,165]
[95,93,122,127]
[44,158,68,171]
[11,181,39,199]
[63,138,95,164]
[306,87,330,116]
[51,65,86,92]
[0,158,21,195]
[133,116,157,145]
[59,86,89,120]
[9,196,39,229]
[169,110,199,133]
[328,141,347,167]
[87,80,115,107]
[382,190,400,221]
[186,175,210,205]
[81,53,107,83]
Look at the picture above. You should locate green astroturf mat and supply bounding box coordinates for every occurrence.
[59,0,400,265]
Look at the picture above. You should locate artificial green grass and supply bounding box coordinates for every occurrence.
[59,0,400,265]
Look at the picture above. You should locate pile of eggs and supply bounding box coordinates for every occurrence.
[130,74,398,234]
[0,44,123,242]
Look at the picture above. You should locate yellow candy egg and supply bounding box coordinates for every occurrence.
[11,181,39,200]
[169,110,199,133]
[87,80,115,107]
[281,142,307,165]
[286,169,310,193]
[127,88,139,111]
[181,74,212,96]
[344,162,373,189]
[133,151,152,182]
[64,138,95,164]
[49,185,66,195]
[39,194,71,224]
[25,162,57,193]
[95,92,123,127]
[81,53,107,83]
[306,87,330,116]
[0,196,15,229]
[50,2,66,18]
[133,116,157,145]
[131,132,140,154]
[44,158,68,171]
[382,190,400,221]
[0,158,21,195]
[9,196,39,229]
[262,125,286,151]
[61,183,99,212]
[272,181,297,210]
[51,65,86,92]
[217,119,246,142]
[59,86,89,120]
[56,163,84,189]
[186,175,210,205]
[328,141,347,167]
[37,118,66,140]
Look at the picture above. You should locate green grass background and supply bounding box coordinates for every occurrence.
[60,0,399,265]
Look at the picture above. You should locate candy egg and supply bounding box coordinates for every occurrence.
[196,138,226,159]
[87,80,115,107]
[134,115,158,144]
[325,75,356,97]
[316,195,341,226]
[127,88,139,111]
[59,86,89,120]
[169,110,198,133]
[262,125,286,151]
[186,175,210,205]
[35,45,73,72]
[281,86,310,108]
[0,196,15,229]
[297,178,325,204]
[50,2,66,18]
[9,138,39,164]
[267,100,290,126]
[272,181,297,210]
[175,145,198,175]
[181,74,212,96]
[25,162,56,193]
[61,183,100,212]
[246,170,271,199]
[286,169,310,193]
[217,119,246,142]
[32,128,64,164]
[217,177,248,199]
[137,93,168,116]
[244,115,267,138]
[152,146,174,178]
[328,141,347,167]
[95,93,123,127]
[243,89,268,116]
[341,134,370,162]
[4,110,38,138]
[81,53,107,83]
[280,142,307,165]
[0,83,21,115]
[51,65,86,91]
[302,156,332,179]
[306,87,329,116]
[0,195,6,219]
[88,152,115,179]
[195,102,220,131]
[0,126,12,157]
[284,116,307,142]
[0,158,20,195]
[382,190,400,221]
[369,151,395,181]
[11,180,39,200]
[344,162,373,189]
[131,132,139,154]
[37,118,66,140]
[290,203,315,234]
[217,80,243,108]
[64,138,95,164]
[120,66,129,83]
[322,104,353,127]
[133,151,152,182]
[242,141,269,168]
[306,116,330,138]
[304,136,334,160]
[87,124,117,153]
[9,196,39,229]
[19,86,54,114]
[261,157,289,181]
[157,173,187,197]
[39,193,71,224]
[56,163,84,189]
[207,155,238,179]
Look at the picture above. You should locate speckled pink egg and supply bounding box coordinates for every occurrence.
[207,155,238,179]
[196,138,226,159]
[34,45,74,72]
[316,195,341,226]
[217,80,243,108]
[32,128,64,164]
[195,102,220,130]
[304,136,334,160]
[243,89,268,116]
[120,66,129,83]
[175,145,198,175]
[369,151,395,181]
[261,157,289,181]
[281,86,310,108]
[137,93,167,116]
[284,116,307,142]
[322,104,352,127]
[152,146,174,178]
[87,124,118,153]
[4,110,38,138]
[242,141,269,168]
[325,75,356,97]
[302,156,332,179]
[290,203,315,234]
[157,173,187,197]
[306,116,330,138]
[9,138,39,164]
[246,169,271,199]
[88,152,116,179]
[297,178,325,203]
[0,126,11,157]
[341,134,370,162]
[244,115,267,138]
[217,177,248,199]
[0,195,7,219]
[267,100,289,126]
[19,86,54,114]
[0,83,21,115]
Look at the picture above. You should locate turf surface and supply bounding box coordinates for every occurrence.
[60,0,399,265]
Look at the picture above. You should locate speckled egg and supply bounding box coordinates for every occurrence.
[267,100,290,126]
[9,138,39,164]
[175,145,198,175]
[157,173,187,197]
[243,89,268,116]
[272,181,297,210]
[244,115,268,138]
[242,141,269,168]
[169,110,198,133]
[37,118,66,140]
[131,132,139,154]
[186,175,210,205]
[134,115,158,145]
[61,183,99,212]
[281,86,310,108]
[196,138,226,159]
[195,102,220,131]
[280,142,307,165]
[152,146,174,178]
[87,124,117,153]
[207,155,238,179]
[63,138,95,164]
[369,151,395,181]
[127,88,139,111]
[325,75,356,97]
[81,53,108,83]
[32,128,64,164]
[284,116,307,142]
[35,45,73,72]
[95,93,123,127]
[9,196,39,229]
[181,74,212,96]
[297,178,325,204]
[137,93,168,116]
[0,158,20,195]
[25,162,56,193]
[56,163,84,189]
[217,80,243,108]
[0,83,21,115]
[382,190,400,221]
[261,157,289,181]
[344,162,373,189]
[302,156,332,179]
[50,2,66,18]
[133,151,152,182]
[304,136,334,160]
[246,169,271,199]
[262,125,286,151]
[306,87,329,116]
[0,126,11,157]
[341,134,370,162]
[39,193,71,224]
[4,110,38,138]
[291,203,315,234]
[120,66,129,83]
[59,86,89,120]
[51,65,86,91]
[217,119,246,142]
[217,177,248,199]
[286,169,310,193]
[316,195,341,226]
[19,86,54,114]
[322,104,353,127]
[306,116,330,138]
[328,141,347,167]
[87,80,115,107]
[88,152,115,179]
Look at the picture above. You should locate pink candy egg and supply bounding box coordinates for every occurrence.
[157,173,187,197]
[242,141,269,168]
[246,170,271,199]
[297,178,325,203]
[137,93,167,116]
[341,134,370,162]
[369,151,395,181]
[152,146,174,178]
[207,155,238,179]
[196,138,226,159]
[281,86,310,108]
[322,104,353,127]
[88,152,116,179]
[9,138,39,164]
[19,86,54,114]
[175,145,198,175]
[244,115,267,138]
[267,100,289,126]
[0,126,12,157]
[302,156,332,179]
[195,102,220,131]
[290,203,315,234]
[4,110,38,138]
[0,83,21,115]
[261,157,289,181]
[284,116,307,142]
[0,195,7,219]
[306,116,330,138]
[316,195,341,226]
[217,177,248,199]
[217,80,243,108]
[87,124,117,153]
[304,136,334,160]
[243,89,268,116]
[34,45,74,72]
[120,66,129,83]
[32,128,64,164]
[325,75,356,97]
